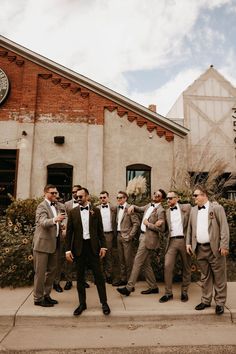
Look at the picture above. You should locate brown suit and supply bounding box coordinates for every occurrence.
[186,202,229,306]
[65,205,107,305]
[117,203,140,282]
[33,200,60,302]
[164,203,192,295]
[126,203,165,291]
[97,203,117,279]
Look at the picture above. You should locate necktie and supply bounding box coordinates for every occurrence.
[50,202,55,206]
[80,206,89,211]
[151,203,155,207]
[102,205,108,208]
[119,205,124,209]
[170,206,177,211]
[198,205,206,210]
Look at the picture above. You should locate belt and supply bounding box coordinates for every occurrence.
[171,236,184,239]
[104,231,113,234]
[197,242,210,246]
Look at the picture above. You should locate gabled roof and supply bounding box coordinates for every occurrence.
[0,35,188,138]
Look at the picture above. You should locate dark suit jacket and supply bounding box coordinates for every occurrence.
[65,205,106,257]
[165,203,191,252]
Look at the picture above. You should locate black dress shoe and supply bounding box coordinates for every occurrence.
[195,302,211,310]
[159,294,173,303]
[181,293,189,302]
[215,305,224,315]
[102,303,111,315]
[112,280,127,287]
[84,282,90,288]
[34,299,54,307]
[141,288,159,295]
[73,303,87,316]
[53,283,63,293]
[117,287,131,296]
[64,281,73,290]
[44,296,58,305]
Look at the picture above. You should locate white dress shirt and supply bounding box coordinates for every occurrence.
[141,203,158,232]
[170,203,184,237]
[100,204,113,232]
[80,204,90,240]
[196,201,210,243]
[117,202,127,231]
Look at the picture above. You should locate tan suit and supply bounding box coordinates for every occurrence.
[126,203,165,291]
[164,203,191,295]
[186,202,229,306]
[33,200,60,302]
[117,204,140,282]
[98,204,116,279]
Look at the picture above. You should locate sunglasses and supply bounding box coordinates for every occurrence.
[117,196,123,200]
[166,197,175,200]
[77,195,84,199]
[100,196,107,199]
[48,192,57,195]
[154,193,161,197]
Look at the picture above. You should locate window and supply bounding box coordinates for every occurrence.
[126,164,151,197]
[47,163,73,201]
[0,149,18,213]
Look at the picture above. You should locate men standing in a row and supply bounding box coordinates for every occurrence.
[33,184,65,307]
[159,191,191,303]
[117,189,166,296]
[65,187,110,316]
[112,191,140,287]
[98,191,116,284]
[186,186,229,315]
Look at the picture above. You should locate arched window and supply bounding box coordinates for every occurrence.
[47,163,73,201]
[126,164,151,197]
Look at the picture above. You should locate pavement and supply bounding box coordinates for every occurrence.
[0,281,236,353]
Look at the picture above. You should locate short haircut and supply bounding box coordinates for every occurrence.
[44,184,56,193]
[159,189,167,199]
[118,191,128,199]
[100,190,109,196]
[168,190,178,197]
[194,185,208,196]
[73,184,82,189]
[79,187,89,195]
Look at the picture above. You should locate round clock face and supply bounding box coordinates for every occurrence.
[0,68,10,105]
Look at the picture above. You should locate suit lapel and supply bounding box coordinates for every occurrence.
[44,200,54,218]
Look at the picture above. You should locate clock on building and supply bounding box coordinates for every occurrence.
[0,68,10,105]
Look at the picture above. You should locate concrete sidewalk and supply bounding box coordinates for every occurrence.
[0,281,236,353]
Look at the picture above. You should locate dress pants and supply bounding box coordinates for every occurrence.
[103,232,114,278]
[164,238,191,295]
[127,234,157,291]
[196,243,227,306]
[75,240,107,305]
[33,249,57,302]
[117,232,134,282]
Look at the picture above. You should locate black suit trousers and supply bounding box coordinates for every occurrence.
[75,239,107,305]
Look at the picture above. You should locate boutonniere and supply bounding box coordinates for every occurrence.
[124,207,128,213]
[209,211,214,219]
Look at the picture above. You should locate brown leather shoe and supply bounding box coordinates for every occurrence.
[141,288,159,295]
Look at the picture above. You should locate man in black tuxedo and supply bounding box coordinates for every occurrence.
[65,187,110,316]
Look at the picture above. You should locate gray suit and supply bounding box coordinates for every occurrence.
[117,204,140,282]
[97,203,116,279]
[164,203,192,295]
[33,200,60,302]
[126,203,165,291]
[186,202,229,306]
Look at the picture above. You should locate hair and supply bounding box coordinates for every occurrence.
[44,184,56,193]
[100,190,109,196]
[73,184,82,189]
[194,185,208,196]
[158,189,167,199]
[168,190,178,197]
[79,187,89,195]
[118,191,128,199]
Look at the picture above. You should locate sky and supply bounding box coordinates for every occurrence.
[1,0,236,116]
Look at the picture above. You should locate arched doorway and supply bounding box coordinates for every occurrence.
[47,163,73,201]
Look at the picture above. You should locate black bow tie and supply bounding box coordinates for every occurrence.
[50,202,56,206]
[74,200,79,204]
[151,203,155,207]
[170,206,177,211]
[198,205,206,210]
[80,206,89,211]
[119,205,124,209]
[102,205,108,208]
